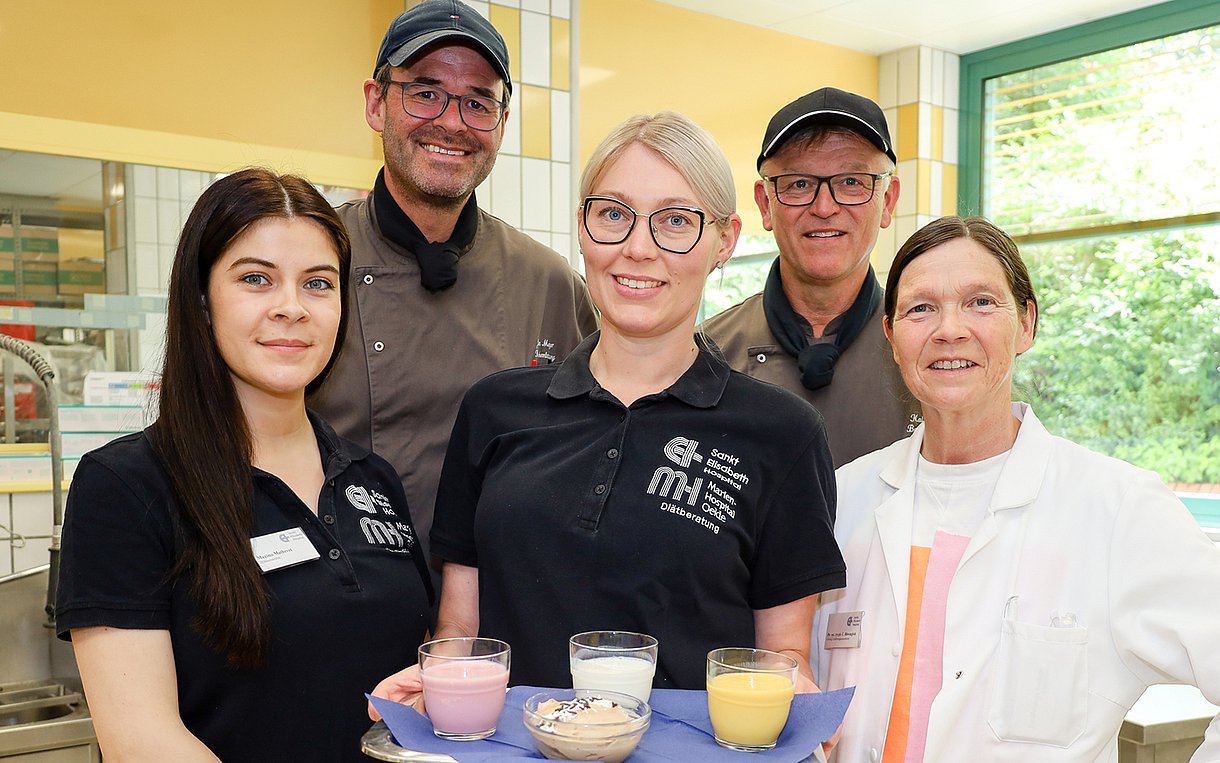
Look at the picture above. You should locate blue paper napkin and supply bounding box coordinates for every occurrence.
[367,685,854,762]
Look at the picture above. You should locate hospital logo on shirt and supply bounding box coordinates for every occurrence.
[346,483,413,551]
[646,436,749,536]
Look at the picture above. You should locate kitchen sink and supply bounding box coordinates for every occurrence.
[0,678,96,760]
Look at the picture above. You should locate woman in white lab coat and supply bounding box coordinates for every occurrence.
[814,215,1220,762]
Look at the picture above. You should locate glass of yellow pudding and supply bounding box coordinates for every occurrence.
[706,647,797,752]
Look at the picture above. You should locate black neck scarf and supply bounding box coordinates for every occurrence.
[762,258,882,390]
[371,169,478,292]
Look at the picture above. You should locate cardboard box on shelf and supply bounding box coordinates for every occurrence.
[0,225,60,297]
[57,259,105,295]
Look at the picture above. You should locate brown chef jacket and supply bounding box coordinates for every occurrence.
[701,291,918,468]
[310,197,598,562]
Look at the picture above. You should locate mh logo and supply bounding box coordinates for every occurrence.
[647,466,703,506]
[664,436,704,468]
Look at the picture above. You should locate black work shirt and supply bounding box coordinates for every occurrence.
[56,412,431,763]
[431,333,845,690]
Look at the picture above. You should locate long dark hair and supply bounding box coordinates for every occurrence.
[153,168,351,668]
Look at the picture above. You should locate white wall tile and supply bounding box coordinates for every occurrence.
[551,162,571,234]
[893,215,920,260]
[158,244,176,292]
[897,47,919,106]
[489,0,520,6]
[491,155,522,228]
[132,165,157,198]
[896,160,918,218]
[872,224,897,275]
[918,47,933,103]
[930,160,944,216]
[551,0,571,19]
[519,11,551,87]
[521,158,552,231]
[476,173,494,212]
[134,198,158,244]
[931,49,945,106]
[179,170,206,204]
[883,107,898,152]
[917,103,932,158]
[521,0,549,12]
[11,493,51,537]
[945,54,961,108]
[156,167,180,200]
[523,229,551,248]
[157,199,181,244]
[134,243,160,294]
[879,52,899,110]
[551,90,571,162]
[552,231,574,264]
[502,90,522,156]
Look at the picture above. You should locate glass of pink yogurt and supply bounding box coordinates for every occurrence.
[419,637,511,740]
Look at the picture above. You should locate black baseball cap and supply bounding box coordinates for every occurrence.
[375,0,512,96]
[757,87,895,170]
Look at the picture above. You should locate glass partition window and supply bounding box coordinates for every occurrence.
[981,21,1220,486]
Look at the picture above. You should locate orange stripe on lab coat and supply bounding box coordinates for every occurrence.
[882,545,931,763]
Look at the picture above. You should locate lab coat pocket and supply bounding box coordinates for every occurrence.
[987,617,1088,746]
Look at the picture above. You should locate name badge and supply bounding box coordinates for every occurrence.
[825,611,864,649]
[250,527,320,573]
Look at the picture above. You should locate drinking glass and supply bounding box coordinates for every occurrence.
[569,631,658,702]
[706,647,797,752]
[419,637,510,740]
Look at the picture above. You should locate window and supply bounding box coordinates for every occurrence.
[961,2,1220,503]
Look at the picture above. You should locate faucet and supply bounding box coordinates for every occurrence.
[0,334,63,627]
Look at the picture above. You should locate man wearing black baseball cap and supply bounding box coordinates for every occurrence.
[311,0,596,575]
[703,88,917,467]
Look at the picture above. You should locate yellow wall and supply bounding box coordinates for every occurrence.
[0,0,402,189]
[580,0,878,235]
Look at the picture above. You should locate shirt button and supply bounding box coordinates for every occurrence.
[373,341,385,352]
[869,748,880,762]
[328,548,341,560]
[323,514,335,525]
[594,484,606,495]
[363,274,374,285]
[607,448,619,459]
[756,353,767,363]
[892,643,901,657]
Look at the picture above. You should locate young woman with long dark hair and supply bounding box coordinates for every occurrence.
[56,168,432,762]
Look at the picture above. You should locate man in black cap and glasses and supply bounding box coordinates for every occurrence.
[311,0,597,574]
[703,88,917,468]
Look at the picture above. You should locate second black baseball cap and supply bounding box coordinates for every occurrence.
[757,87,895,170]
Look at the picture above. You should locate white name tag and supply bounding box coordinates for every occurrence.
[825,611,864,649]
[250,528,320,573]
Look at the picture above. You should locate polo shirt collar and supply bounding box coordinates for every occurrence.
[250,411,366,483]
[547,331,730,409]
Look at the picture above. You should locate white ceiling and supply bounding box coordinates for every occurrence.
[0,150,102,210]
[657,0,1168,55]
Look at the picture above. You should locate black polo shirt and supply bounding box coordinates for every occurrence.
[56,412,431,763]
[431,333,845,690]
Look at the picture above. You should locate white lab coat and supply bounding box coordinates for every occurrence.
[814,404,1220,763]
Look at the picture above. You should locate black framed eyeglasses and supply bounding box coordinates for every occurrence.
[581,196,718,254]
[763,171,893,207]
[388,81,507,131]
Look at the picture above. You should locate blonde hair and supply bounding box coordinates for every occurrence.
[579,112,735,223]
